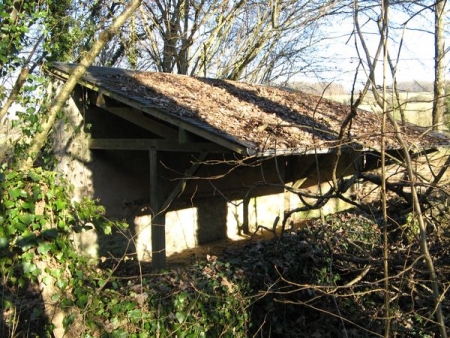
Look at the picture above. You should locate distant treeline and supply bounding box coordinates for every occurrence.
[387,81,434,93]
[287,82,348,95]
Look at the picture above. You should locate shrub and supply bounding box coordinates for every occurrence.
[0,165,119,336]
[0,165,251,337]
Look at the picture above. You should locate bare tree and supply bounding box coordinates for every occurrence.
[350,0,448,334]
[384,0,447,130]
[102,0,340,83]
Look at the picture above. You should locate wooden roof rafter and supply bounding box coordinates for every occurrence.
[88,138,230,153]
[96,104,179,140]
[88,92,228,153]
[48,64,255,155]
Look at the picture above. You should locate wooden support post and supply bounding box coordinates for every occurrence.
[242,196,250,234]
[150,149,166,269]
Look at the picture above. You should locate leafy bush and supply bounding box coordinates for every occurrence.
[218,210,449,337]
[80,260,251,337]
[0,165,119,336]
[0,165,251,337]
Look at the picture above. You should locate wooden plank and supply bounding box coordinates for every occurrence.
[149,151,208,269]
[89,138,229,152]
[150,149,166,270]
[242,196,250,234]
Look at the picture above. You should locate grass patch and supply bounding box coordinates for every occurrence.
[326,92,434,127]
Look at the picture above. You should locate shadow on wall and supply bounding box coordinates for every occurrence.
[196,198,227,245]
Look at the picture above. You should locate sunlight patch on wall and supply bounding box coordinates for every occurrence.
[166,207,198,255]
[227,193,284,238]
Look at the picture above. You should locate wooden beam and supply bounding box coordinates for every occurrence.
[179,128,197,144]
[98,105,179,140]
[137,104,251,155]
[150,149,166,270]
[242,196,250,234]
[89,138,229,152]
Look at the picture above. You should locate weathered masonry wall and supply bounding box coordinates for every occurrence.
[53,86,449,261]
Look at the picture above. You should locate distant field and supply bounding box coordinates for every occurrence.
[325,92,434,128]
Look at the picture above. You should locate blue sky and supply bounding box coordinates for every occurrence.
[299,8,441,91]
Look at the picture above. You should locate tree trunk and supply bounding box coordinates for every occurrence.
[18,1,143,335]
[0,67,29,122]
[433,0,446,130]
[177,0,190,74]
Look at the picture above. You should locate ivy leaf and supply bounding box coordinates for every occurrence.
[21,252,34,261]
[8,188,27,199]
[21,201,35,210]
[128,309,142,323]
[0,237,8,248]
[2,200,14,208]
[18,213,35,225]
[5,171,18,180]
[30,308,42,321]
[175,312,187,324]
[55,279,67,289]
[6,208,19,219]
[22,261,38,275]
[16,233,37,250]
[50,268,62,279]
[176,292,189,306]
[28,171,42,182]
[76,294,89,308]
[55,199,66,211]
[14,221,27,232]
[37,242,53,255]
[42,275,53,286]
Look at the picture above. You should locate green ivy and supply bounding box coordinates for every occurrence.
[0,165,252,337]
[0,165,125,336]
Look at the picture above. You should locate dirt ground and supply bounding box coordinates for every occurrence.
[167,229,277,266]
[107,225,295,276]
